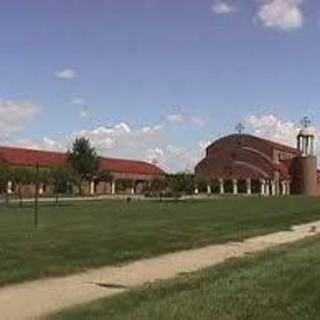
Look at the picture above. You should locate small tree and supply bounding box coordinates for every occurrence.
[38,168,51,188]
[147,178,167,198]
[68,137,99,195]
[0,165,11,205]
[117,179,133,193]
[167,173,195,196]
[12,167,36,207]
[194,176,209,193]
[49,166,74,205]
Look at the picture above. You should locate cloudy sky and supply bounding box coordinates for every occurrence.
[1,0,319,172]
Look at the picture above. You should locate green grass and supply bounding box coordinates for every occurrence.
[49,236,320,320]
[1,196,320,286]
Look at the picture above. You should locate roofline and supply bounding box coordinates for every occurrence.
[0,145,165,172]
[99,156,157,166]
[0,145,68,156]
[208,134,300,154]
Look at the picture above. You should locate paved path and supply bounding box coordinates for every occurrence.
[1,220,320,320]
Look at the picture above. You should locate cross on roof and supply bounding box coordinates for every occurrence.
[235,122,245,135]
[301,116,311,128]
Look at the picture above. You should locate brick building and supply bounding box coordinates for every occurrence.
[195,128,319,196]
[0,146,165,197]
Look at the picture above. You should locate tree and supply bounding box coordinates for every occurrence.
[49,166,74,205]
[38,168,51,187]
[146,178,167,198]
[68,137,99,195]
[116,179,133,193]
[12,167,36,207]
[194,176,209,193]
[166,173,195,196]
[0,165,11,205]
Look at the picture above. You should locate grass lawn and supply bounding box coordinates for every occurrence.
[50,236,320,320]
[1,196,320,286]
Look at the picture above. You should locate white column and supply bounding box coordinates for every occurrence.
[265,181,270,196]
[233,179,238,195]
[39,184,44,195]
[90,181,95,195]
[7,181,13,194]
[194,187,199,195]
[310,138,314,155]
[246,178,252,195]
[260,179,265,196]
[276,180,280,196]
[207,184,212,195]
[219,179,224,195]
[286,181,291,195]
[111,180,116,195]
[303,139,307,156]
[281,181,286,196]
[131,182,135,195]
[271,180,276,196]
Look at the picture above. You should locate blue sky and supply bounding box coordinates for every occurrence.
[0,0,319,171]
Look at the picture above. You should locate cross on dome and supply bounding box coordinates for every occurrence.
[301,116,311,129]
[235,122,245,135]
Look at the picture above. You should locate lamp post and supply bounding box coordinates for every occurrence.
[34,163,39,228]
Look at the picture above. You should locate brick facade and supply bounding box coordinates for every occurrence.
[195,134,320,196]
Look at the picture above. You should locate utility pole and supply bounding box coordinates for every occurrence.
[34,163,39,228]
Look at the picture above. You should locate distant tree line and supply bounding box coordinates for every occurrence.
[144,173,211,198]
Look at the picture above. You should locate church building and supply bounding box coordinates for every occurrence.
[195,125,319,197]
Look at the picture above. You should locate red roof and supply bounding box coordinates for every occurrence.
[210,134,300,155]
[0,146,165,177]
[249,135,300,154]
[100,158,165,176]
[0,146,68,168]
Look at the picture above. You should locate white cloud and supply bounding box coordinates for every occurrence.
[212,0,236,14]
[256,0,304,31]
[80,106,90,119]
[71,97,85,105]
[76,122,164,157]
[10,119,208,173]
[80,121,203,172]
[166,113,207,128]
[55,69,77,80]
[13,137,66,152]
[190,116,207,128]
[145,142,207,173]
[166,114,185,124]
[245,114,320,150]
[0,100,39,139]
